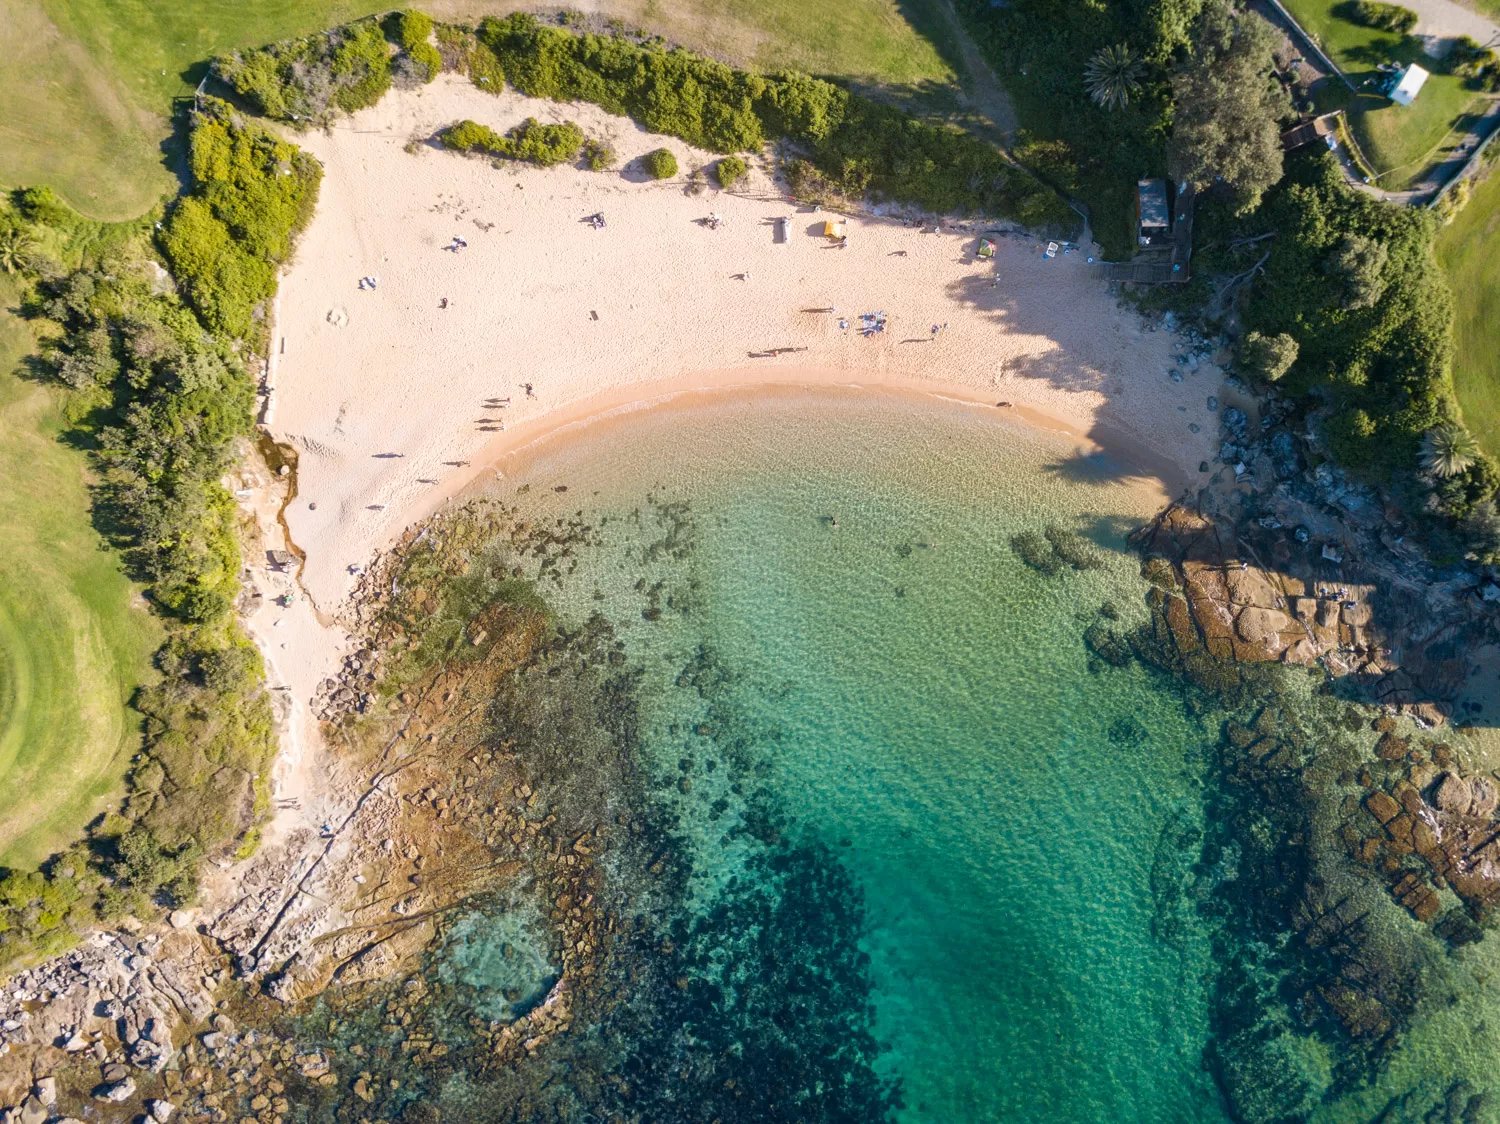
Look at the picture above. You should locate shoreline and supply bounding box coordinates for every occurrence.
[390,371,1196,535]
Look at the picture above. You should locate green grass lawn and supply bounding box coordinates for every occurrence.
[0,278,161,869]
[1437,165,1500,460]
[3,0,964,222]
[1279,0,1489,188]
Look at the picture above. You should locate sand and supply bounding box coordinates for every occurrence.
[245,74,1231,835]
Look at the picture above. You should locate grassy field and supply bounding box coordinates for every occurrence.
[3,0,964,222]
[1279,0,1489,188]
[0,276,161,869]
[1438,164,1500,459]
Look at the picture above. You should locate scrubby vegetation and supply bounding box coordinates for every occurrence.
[386,9,441,85]
[441,117,586,167]
[715,155,748,188]
[1335,0,1419,33]
[643,147,678,179]
[0,100,295,970]
[468,13,1071,227]
[215,18,393,121]
[582,137,616,171]
[158,98,321,342]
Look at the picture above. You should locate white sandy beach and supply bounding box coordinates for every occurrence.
[243,74,1232,833]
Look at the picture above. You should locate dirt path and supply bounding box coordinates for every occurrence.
[934,0,1019,140]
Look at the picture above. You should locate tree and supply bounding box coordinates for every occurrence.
[1420,424,1479,478]
[1168,1,1290,210]
[1323,233,1388,309]
[0,220,37,274]
[1242,330,1298,381]
[1084,44,1145,110]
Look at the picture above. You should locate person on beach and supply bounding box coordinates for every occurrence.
[523,383,536,398]
[439,297,449,309]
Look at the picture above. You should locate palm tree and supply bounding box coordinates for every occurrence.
[1420,423,1479,478]
[1084,44,1145,111]
[0,223,37,275]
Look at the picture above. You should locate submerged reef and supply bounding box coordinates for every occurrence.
[1086,501,1500,1122]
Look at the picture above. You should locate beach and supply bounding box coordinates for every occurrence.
[246,73,1231,838]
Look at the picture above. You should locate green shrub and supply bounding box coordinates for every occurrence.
[1336,0,1418,33]
[715,155,748,188]
[436,24,505,91]
[159,98,321,341]
[14,186,76,228]
[440,117,585,166]
[386,8,434,50]
[643,147,678,179]
[409,41,443,81]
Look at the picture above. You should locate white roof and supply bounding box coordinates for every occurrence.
[1391,64,1428,106]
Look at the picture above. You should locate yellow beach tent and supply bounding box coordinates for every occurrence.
[822,220,846,238]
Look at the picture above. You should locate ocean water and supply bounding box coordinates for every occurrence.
[495,388,1234,1122]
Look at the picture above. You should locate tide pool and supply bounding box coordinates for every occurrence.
[496,388,1234,1122]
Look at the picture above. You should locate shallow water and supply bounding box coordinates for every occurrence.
[496,388,1234,1122]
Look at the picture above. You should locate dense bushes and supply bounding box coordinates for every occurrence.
[214,19,392,121]
[643,147,678,179]
[159,98,321,342]
[472,14,1070,227]
[1336,0,1419,33]
[441,117,585,167]
[1243,154,1485,503]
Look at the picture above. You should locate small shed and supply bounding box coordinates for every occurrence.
[1280,113,1338,151]
[1137,179,1170,245]
[1390,64,1428,106]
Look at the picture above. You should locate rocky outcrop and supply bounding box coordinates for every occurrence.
[1348,749,1500,928]
[1131,503,1487,723]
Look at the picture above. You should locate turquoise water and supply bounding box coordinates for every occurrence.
[496,388,1234,1122]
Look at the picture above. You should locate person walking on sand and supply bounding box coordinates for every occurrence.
[523,383,536,398]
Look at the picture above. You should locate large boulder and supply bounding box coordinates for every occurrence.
[1435,773,1473,816]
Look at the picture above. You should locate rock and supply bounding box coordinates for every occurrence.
[62,1032,88,1052]
[101,1062,129,1083]
[1435,773,1472,815]
[18,1095,46,1124]
[32,1079,55,1106]
[1366,791,1401,824]
[168,909,195,930]
[94,1078,136,1103]
[148,1100,176,1122]
[1471,776,1499,819]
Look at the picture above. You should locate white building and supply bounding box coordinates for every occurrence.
[1390,64,1429,106]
